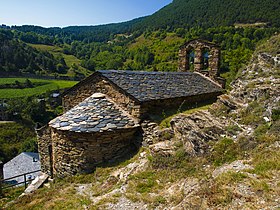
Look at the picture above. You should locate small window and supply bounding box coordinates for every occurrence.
[202,48,210,70]
[188,49,195,71]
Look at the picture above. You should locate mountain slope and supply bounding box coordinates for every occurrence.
[2,33,280,210]
[10,0,280,43]
[0,30,63,75]
[137,0,280,29]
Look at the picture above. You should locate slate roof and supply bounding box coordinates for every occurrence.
[3,152,41,184]
[97,70,223,102]
[49,93,139,133]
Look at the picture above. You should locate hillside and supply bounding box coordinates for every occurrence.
[10,0,280,42]
[29,44,91,77]
[0,30,61,76]
[0,29,91,78]
[138,0,280,29]
[1,0,279,80]
[2,33,279,210]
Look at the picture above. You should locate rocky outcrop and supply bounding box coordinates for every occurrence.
[170,110,227,156]
[148,49,280,158]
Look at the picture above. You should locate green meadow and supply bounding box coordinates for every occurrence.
[0,78,77,98]
[29,44,91,77]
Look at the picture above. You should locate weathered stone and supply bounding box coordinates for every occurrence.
[150,141,176,156]
[23,173,48,195]
[178,39,225,88]
[170,110,227,156]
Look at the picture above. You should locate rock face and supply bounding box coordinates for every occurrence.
[170,110,227,156]
[150,47,280,157]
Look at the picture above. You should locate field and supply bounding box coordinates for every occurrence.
[0,78,77,98]
[29,44,91,77]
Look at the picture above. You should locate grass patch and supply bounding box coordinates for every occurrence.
[216,171,248,185]
[29,44,91,77]
[250,180,270,193]
[0,186,25,209]
[226,124,242,135]
[0,78,77,98]
[159,104,211,128]
[240,101,266,126]
[251,149,280,177]
[200,181,234,206]
[271,108,280,121]
[129,171,157,194]
[211,138,240,167]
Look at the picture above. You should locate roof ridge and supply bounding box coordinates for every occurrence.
[193,72,223,88]
[97,70,194,75]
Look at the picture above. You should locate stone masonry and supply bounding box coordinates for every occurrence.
[178,39,225,87]
[62,74,140,117]
[38,40,225,178]
[38,93,139,177]
[63,70,224,119]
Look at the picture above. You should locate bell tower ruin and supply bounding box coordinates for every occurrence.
[178,39,225,87]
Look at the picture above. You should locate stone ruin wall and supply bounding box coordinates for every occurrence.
[50,127,138,177]
[36,126,53,177]
[62,75,141,119]
[141,92,223,117]
[178,40,225,87]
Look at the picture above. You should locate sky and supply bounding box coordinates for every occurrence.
[0,0,173,28]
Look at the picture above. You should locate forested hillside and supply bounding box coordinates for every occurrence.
[0,30,66,75]
[140,0,280,29]
[1,0,280,82]
[0,29,90,78]
[9,0,280,42]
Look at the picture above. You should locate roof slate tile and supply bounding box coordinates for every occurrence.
[98,70,223,102]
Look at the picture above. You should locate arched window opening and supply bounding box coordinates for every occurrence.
[187,49,195,71]
[202,48,210,70]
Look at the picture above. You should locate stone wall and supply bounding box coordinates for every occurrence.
[50,127,138,177]
[36,126,53,177]
[62,74,141,118]
[140,91,223,118]
[178,39,225,87]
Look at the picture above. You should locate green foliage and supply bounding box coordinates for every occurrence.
[30,44,91,77]
[271,109,280,121]
[0,78,77,99]
[0,30,60,75]
[211,138,240,166]
[252,149,280,177]
[223,47,253,85]
[1,24,279,88]
[0,123,36,162]
[140,0,280,29]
